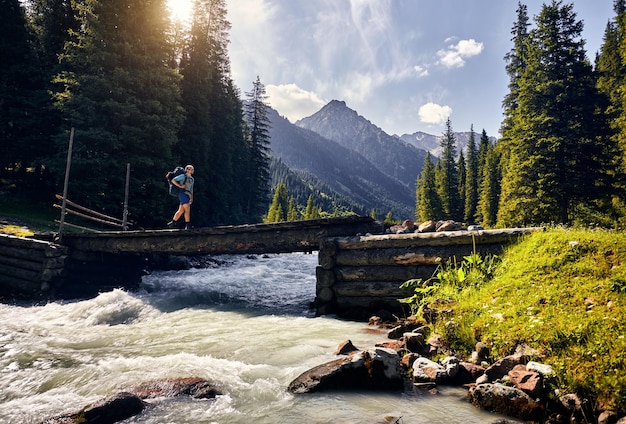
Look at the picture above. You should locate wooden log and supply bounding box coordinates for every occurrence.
[0,263,41,282]
[316,286,335,303]
[315,267,336,288]
[0,254,45,272]
[333,227,542,250]
[334,265,438,282]
[0,244,45,261]
[333,281,412,297]
[0,274,45,294]
[334,295,403,309]
[0,234,65,253]
[60,216,383,255]
[334,244,505,266]
[318,239,337,269]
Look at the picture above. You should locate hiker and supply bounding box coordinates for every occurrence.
[167,165,195,230]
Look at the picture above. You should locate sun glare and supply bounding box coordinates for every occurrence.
[167,0,194,23]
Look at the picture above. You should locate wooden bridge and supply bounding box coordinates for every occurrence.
[0,216,539,319]
[59,216,382,255]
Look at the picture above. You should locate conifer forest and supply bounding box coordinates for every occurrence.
[3,0,626,229]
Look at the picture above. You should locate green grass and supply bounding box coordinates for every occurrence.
[0,194,60,234]
[408,227,626,413]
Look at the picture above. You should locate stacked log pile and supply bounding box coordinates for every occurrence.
[315,228,540,319]
[0,234,67,299]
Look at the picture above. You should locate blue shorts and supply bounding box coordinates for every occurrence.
[178,192,191,205]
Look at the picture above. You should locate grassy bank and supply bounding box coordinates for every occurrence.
[0,194,58,235]
[412,227,626,414]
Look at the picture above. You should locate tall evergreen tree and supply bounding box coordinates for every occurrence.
[597,0,626,223]
[51,0,184,226]
[498,0,614,225]
[27,0,80,190]
[478,143,500,227]
[243,76,272,221]
[435,118,460,220]
[464,126,479,223]
[304,194,321,220]
[0,0,51,187]
[266,182,289,222]
[457,150,466,221]
[501,1,530,137]
[415,153,442,222]
[178,0,247,227]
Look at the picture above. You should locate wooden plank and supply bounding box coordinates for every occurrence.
[0,263,41,282]
[0,234,60,251]
[0,244,48,261]
[60,216,383,254]
[0,255,44,272]
[0,274,44,295]
[334,244,505,266]
[334,265,438,282]
[333,227,542,250]
[333,281,412,297]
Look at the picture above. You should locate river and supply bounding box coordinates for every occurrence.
[0,252,519,423]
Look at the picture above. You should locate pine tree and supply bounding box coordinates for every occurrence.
[178,0,248,226]
[464,126,479,223]
[27,0,79,190]
[498,0,614,225]
[457,150,466,221]
[435,118,460,220]
[0,0,51,185]
[51,0,184,225]
[415,153,442,222]
[501,2,530,137]
[266,182,289,222]
[243,76,272,221]
[287,197,299,221]
[478,144,500,227]
[304,194,321,220]
[597,1,626,223]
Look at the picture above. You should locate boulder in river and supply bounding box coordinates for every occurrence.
[288,347,404,394]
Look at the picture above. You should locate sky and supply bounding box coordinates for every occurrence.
[172,1,617,138]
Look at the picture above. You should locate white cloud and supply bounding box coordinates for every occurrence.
[436,38,484,68]
[266,84,326,122]
[414,65,429,77]
[418,102,452,125]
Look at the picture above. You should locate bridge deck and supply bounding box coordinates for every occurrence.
[60,216,384,255]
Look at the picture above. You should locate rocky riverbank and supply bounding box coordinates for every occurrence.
[289,314,626,424]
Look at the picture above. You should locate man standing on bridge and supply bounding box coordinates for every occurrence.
[167,165,195,230]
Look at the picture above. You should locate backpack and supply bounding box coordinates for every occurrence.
[166,166,186,197]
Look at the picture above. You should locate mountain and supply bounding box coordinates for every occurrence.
[267,108,415,218]
[266,99,494,220]
[295,100,427,191]
[399,131,497,158]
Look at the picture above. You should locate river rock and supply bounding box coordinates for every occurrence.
[454,361,485,385]
[468,383,544,421]
[288,347,404,394]
[128,377,220,399]
[42,392,146,424]
[412,357,448,383]
[508,364,542,398]
[334,339,360,355]
[476,353,526,384]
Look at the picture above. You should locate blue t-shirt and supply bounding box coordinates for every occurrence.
[173,174,194,193]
